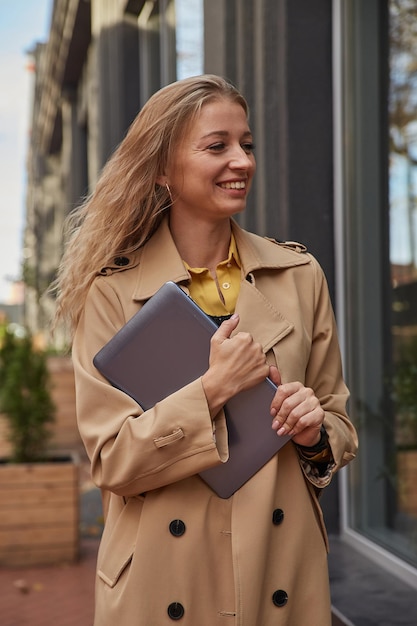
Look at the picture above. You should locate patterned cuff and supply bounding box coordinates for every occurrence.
[298,457,335,488]
[295,427,334,487]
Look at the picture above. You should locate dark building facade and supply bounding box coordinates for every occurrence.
[25,1,417,624]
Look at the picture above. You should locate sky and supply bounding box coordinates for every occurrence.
[0,0,52,304]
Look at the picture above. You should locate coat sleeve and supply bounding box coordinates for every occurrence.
[72,277,229,497]
[302,255,358,484]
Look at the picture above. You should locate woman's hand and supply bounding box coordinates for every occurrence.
[269,366,324,447]
[201,314,270,418]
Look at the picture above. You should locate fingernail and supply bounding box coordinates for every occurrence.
[277,427,286,437]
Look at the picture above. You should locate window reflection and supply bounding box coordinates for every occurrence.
[389,0,417,563]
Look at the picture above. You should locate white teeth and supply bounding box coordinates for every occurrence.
[220,181,246,189]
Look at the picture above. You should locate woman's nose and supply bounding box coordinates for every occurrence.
[229,145,254,169]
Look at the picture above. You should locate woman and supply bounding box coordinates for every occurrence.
[54,74,358,625]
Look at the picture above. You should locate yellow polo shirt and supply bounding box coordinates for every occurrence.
[184,234,241,317]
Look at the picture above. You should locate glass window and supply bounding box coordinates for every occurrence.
[175,0,203,79]
[343,0,417,572]
[388,0,417,564]
[135,0,203,102]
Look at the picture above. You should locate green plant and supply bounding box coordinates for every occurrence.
[392,337,417,448]
[0,326,55,463]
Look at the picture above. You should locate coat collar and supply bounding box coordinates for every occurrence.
[132,217,190,300]
[230,220,309,276]
[131,217,309,351]
[133,216,309,299]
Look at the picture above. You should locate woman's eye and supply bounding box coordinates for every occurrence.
[242,142,255,154]
[208,143,225,152]
[206,141,255,154]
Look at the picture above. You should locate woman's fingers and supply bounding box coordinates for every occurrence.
[270,382,324,439]
[203,321,270,413]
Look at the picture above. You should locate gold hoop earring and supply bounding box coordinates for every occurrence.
[165,183,173,205]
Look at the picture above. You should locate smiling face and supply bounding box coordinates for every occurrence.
[164,98,256,225]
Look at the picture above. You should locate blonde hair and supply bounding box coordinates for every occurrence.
[52,74,248,337]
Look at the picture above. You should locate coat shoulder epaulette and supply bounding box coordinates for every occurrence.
[264,237,308,254]
[98,254,139,276]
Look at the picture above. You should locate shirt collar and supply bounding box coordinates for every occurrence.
[182,232,241,273]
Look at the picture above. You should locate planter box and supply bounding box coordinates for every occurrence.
[0,457,79,567]
[397,450,417,517]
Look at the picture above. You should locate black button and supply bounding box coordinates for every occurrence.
[169,519,186,537]
[167,602,185,620]
[114,256,129,266]
[272,589,288,607]
[272,508,284,525]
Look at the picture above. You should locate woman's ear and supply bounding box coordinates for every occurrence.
[156,175,167,187]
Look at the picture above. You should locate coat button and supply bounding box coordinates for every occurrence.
[272,508,284,525]
[169,519,186,537]
[167,602,185,620]
[272,589,288,607]
[113,256,129,266]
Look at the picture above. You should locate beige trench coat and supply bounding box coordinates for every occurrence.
[72,217,358,626]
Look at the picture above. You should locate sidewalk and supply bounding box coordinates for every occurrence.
[0,457,102,626]
[0,537,99,626]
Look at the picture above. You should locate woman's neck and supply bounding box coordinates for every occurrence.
[169,215,232,271]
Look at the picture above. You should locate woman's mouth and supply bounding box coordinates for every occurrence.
[218,180,246,190]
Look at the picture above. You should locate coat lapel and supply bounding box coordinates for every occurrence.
[234,278,293,353]
[231,220,306,352]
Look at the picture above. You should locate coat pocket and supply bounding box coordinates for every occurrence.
[97,496,144,588]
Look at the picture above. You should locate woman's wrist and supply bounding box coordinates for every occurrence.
[295,426,329,454]
[201,372,229,420]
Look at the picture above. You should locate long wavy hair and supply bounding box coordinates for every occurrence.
[52,74,249,337]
